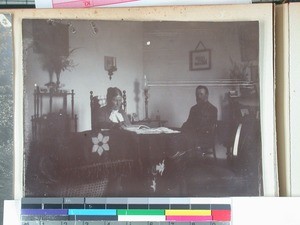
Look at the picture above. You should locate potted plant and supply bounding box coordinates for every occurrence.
[229,57,250,81]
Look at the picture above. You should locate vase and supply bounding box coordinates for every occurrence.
[49,71,53,83]
[56,72,61,87]
[45,71,56,88]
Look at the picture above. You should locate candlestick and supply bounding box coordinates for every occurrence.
[144,75,148,90]
[144,88,149,120]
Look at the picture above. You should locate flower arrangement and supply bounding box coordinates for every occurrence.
[40,48,78,87]
[229,57,250,81]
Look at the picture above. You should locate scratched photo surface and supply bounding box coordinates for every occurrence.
[22,19,262,197]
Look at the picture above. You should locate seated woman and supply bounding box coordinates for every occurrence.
[94,87,131,130]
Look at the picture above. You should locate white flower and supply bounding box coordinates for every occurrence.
[150,178,156,192]
[155,160,165,176]
[92,133,109,156]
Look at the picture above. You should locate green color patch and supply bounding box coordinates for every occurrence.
[117,209,165,215]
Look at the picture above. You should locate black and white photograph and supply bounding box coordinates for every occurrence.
[22,18,262,197]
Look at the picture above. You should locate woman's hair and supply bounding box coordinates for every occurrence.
[106,87,122,104]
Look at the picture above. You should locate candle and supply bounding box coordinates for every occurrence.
[113,57,116,67]
[144,75,148,90]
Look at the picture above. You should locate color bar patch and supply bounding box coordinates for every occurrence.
[117,209,164,215]
[166,215,213,222]
[21,209,68,215]
[68,209,117,216]
[212,210,231,221]
[165,210,211,216]
[118,215,165,221]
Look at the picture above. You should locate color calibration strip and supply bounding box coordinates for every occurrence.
[21,198,231,225]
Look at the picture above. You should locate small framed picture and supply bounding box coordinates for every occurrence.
[189,49,211,70]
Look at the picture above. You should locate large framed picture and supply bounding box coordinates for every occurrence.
[6,4,277,199]
[189,49,211,70]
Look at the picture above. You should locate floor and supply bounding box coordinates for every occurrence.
[25,142,261,197]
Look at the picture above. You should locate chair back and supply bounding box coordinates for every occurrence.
[226,122,243,167]
[232,123,242,157]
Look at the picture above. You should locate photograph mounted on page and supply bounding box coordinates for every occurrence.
[19,6,277,198]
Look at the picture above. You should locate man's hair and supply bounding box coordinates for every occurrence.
[195,85,209,96]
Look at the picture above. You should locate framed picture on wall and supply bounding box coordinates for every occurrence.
[189,49,211,70]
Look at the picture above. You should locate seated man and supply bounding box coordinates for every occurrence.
[159,86,217,194]
[94,87,131,130]
[181,85,218,148]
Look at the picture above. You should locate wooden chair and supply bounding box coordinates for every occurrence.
[195,123,218,160]
[227,123,242,166]
[90,90,127,130]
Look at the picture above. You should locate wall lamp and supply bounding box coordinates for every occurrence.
[104,56,117,80]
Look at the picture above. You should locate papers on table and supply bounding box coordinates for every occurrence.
[124,126,180,134]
